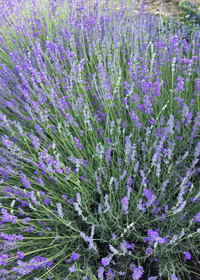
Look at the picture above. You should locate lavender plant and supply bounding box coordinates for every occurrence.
[0,0,200,279]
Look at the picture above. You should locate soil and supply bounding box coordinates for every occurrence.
[86,0,200,25]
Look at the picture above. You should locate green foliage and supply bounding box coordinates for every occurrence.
[179,1,200,27]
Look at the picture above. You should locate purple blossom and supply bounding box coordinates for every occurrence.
[73,136,82,150]
[144,229,168,246]
[96,143,104,159]
[98,204,102,214]
[57,202,63,219]
[1,208,17,223]
[105,146,112,166]
[105,267,115,279]
[118,157,122,166]
[71,252,79,261]
[120,239,130,254]
[132,266,144,280]
[145,246,153,255]
[171,275,178,280]
[183,251,191,260]
[193,212,200,222]
[101,254,113,266]
[122,121,127,130]
[119,170,127,180]
[130,109,143,131]
[16,251,24,260]
[109,244,118,255]
[111,233,116,240]
[98,266,104,279]
[104,194,111,212]
[121,197,129,214]
[68,264,76,273]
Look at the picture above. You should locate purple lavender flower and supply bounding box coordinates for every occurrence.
[71,252,79,261]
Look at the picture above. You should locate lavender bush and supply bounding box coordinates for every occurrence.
[0,0,200,279]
